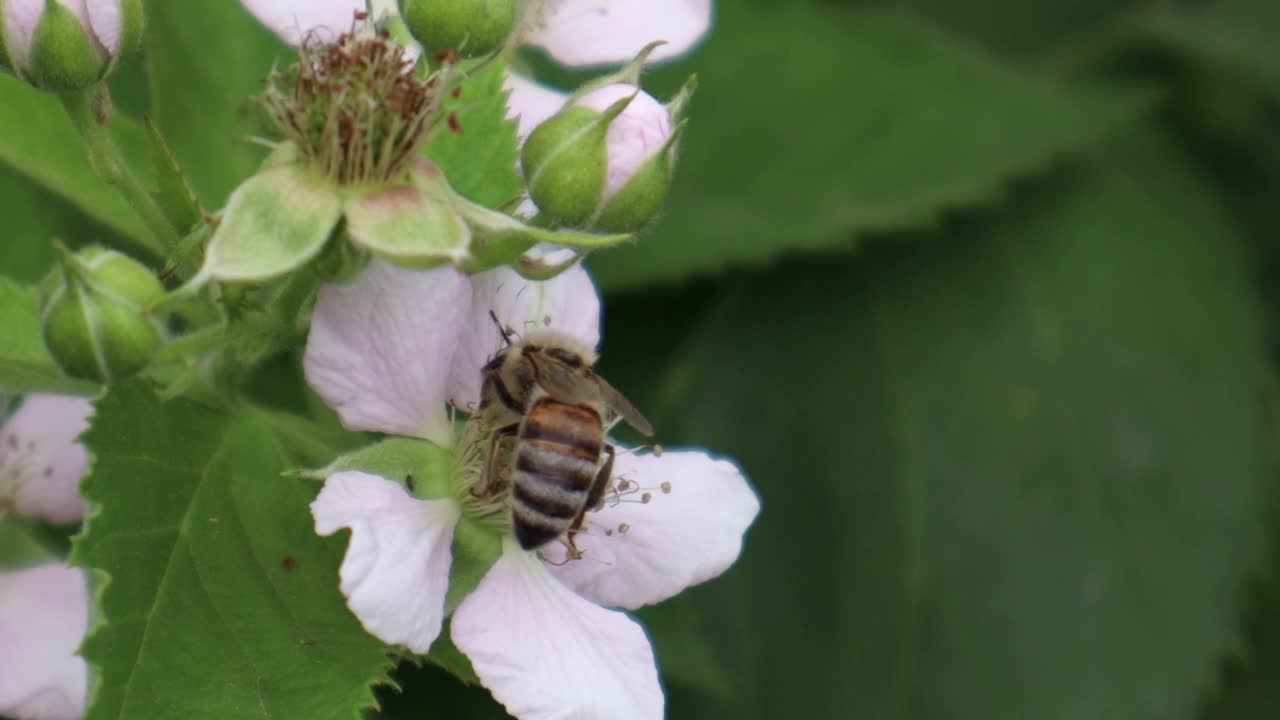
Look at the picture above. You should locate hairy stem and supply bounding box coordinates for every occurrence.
[60,85,182,257]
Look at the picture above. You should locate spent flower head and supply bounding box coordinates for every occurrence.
[183,24,631,291]
[259,29,441,186]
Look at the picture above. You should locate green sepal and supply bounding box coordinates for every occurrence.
[0,515,60,569]
[346,162,472,268]
[521,105,611,225]
[144,115,203,236]
[443,516,501,614]
[25,0,108,92]
[666,74,698,124]
[592,120,687,232]
[187,164,343,287]
[302,437,455,501]
[453,195,633,274]
[112,0,144,69]
[426,626,481,685]
[562,41,664,106]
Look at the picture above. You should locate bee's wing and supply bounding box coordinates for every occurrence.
[534,355,655,436]
[594,374,654,437]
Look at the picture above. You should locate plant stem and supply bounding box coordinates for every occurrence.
[60,85,181,257]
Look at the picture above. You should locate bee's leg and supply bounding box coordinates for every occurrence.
[475,423,519,498]
[567,444,616,557]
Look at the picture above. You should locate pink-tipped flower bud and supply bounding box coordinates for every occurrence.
[521,82,686,232]
[0,0,143,92]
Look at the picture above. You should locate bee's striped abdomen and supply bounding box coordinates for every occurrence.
[511,399,603,550]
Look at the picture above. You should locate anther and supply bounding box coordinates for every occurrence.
[660,481,672,494]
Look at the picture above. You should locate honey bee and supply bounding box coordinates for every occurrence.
[479,312,653,550]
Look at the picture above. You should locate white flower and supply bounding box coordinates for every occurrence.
[303,261,759,719]
[0,394,94,720]
[0,563,89,720]
[0,395,92,524]
[302,259,599,447]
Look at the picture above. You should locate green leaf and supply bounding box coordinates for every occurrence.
[586,3,1149,290]
[142,1,284,207]
[0,161,130,285]
[423,59,523,209]
[74,382,392,720]
[0,515,60,568]
[0,74,149,244]
[638,127,1268,719]
[637,597,731,696]
[887,0,1130,58]
[1144,0,1280,94]
[0,276,97,394]
[143,115,204,235]
[1201,468,1280,720]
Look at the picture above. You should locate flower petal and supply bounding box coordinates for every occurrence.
[2,395,92,525]
[1,0,43,71]
[304,260,471,446]
[82,0,121,53]
[238,0,365,46]
[0,563,88,720]
[446,263,601,410]
[578,84,673,200]
[504,72,568,139]
[526,0,712,66]
[452,540,663,720]
[543,450,759,610]
[311,470,460,653]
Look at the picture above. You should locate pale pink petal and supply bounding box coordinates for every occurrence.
[0,563,88,720]
[238,0,365,46]
[2,0,44,66]
[543,450,759,610]
[527,0,712,66]
[311,470,460,653]
[452,540,662,720]
[577,84,672,200]
[82,0,121,53]
[503,72,568,139]
[446,264,601,410]
[304,261,471,447]
[2,395,92,525]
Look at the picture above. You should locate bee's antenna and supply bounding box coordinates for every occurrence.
[490,310,513,347]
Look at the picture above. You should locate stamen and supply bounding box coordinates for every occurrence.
[258,29,451,185]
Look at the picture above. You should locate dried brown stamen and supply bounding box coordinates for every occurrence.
[259,30,449,185]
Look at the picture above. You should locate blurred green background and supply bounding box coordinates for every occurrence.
[4,0,1280,718]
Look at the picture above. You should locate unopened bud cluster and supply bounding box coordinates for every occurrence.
[39,245,163,383]
[0,0,142,92]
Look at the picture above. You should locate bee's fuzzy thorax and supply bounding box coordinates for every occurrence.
[519,329,597,366]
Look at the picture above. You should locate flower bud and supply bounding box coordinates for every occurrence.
[39,245,164,383]
[397,0,516,57]
[521,83,684,232]
[0,0,143,92]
